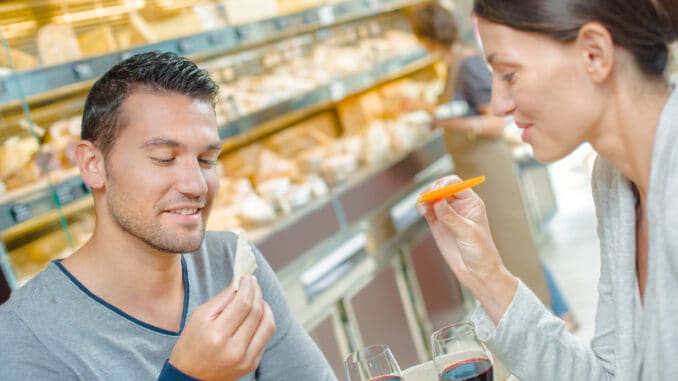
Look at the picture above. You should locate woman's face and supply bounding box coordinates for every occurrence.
[477,18,605,162]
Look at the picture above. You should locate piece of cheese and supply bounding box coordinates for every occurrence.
[37,24,82,66]
[232,234,257,290]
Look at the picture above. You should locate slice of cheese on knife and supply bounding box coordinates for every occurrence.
[233,234,257,290]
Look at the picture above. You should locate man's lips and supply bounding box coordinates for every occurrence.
[163,205,204,214]
[515,121,533,129]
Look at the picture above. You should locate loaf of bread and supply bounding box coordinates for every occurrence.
[0,47,38,71]
[77,26,118,57]
[0,137,39,181]
[254,149,299,184]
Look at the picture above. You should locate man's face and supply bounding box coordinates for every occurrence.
[103,91,221,253]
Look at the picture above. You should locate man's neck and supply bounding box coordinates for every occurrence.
[62,230,186,331]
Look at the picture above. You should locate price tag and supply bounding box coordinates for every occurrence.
[56,184,76,205]
[274,17,289,30]
[390,185,428,231]
[300,233,366,288]
[178,39,193,54]
[318,5,335,25]
[236,25,252,41]
[329,82,346,100]
[73,62,94,80]
[207,31,224,45]
[10,204,32,224]
[302,10,316,23]
[120,51,135,61]
[81,182,92,194]
[363,0,381,11]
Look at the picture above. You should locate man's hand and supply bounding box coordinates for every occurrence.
[168,275,276,381]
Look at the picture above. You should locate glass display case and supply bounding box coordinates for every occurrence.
[0,0,443,291]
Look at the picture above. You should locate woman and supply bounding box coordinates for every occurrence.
[410,2,580,325]
[417,0,678,380]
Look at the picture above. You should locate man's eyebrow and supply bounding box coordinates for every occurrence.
[139,138,184,150]
[140,138,223,152]
[206,143,223,151]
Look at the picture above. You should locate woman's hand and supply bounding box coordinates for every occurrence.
[416,175,518,323]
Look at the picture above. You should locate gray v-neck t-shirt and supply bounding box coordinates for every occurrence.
[0,231,336,380]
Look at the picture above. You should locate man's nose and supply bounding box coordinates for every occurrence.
[176,159,208,196]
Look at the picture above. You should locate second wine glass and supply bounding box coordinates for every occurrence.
[431,322,493,381]
[344,344,403,381]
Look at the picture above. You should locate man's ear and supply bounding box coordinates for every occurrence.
[576,22,615,83]
[75,141,105,190]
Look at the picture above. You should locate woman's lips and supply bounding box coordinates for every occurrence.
[515,122,533,142]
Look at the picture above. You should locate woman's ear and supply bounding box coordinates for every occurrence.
[576,22,615,83]
[75,141,105,190]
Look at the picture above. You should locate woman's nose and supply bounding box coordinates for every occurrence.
[491,83,516,117]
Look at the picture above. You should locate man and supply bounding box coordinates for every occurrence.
[0,52,336,380]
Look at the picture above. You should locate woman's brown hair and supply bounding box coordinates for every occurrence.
[473,0,678,76]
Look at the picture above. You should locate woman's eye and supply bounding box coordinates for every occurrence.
[502,73,515,83]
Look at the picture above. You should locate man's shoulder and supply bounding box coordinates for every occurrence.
[0,265,62,337]
[1,264,59,312]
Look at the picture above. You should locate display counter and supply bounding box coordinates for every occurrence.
[0,1,557,376]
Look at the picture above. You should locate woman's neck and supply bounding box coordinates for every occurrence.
[589,79,671,199]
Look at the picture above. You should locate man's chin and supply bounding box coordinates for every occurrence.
[149,230,206,254]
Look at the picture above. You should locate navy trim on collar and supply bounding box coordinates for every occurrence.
[54,256,190,336]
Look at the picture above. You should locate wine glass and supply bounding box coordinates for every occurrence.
[344,344,403,381]
[431,322,493,381]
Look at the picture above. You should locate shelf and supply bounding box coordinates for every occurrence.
[0,0,426,105]
[219,49,431,140]
[254,130,450,271]
[0,50,433,235]
[0,172,91,235]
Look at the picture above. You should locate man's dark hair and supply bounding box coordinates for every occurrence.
[81,51,220,158]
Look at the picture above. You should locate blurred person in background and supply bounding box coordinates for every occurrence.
[417,0,678,379]
[409,1,579,330]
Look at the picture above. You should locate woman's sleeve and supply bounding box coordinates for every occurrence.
[470,276,615,381]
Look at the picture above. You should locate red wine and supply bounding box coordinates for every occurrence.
[368,376,402,381]
[439,358,493,381]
